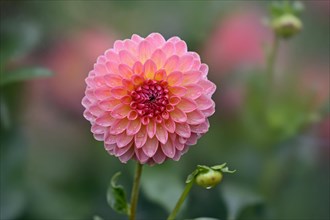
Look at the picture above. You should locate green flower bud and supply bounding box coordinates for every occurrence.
[272,13,302,38]
[195,169,223,189]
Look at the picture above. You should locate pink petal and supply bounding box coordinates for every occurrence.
[186,133,198,145]
[99,99,121,111]
[199,64,209,78]
[177,55,193,71]
[124,39,138,56]
[110,86,127,99]
[154,69,167,81]
[134,125,147,148]
[151,49,166,69]
[114,40,125,52]
[164,55,179,73]
[88,105,104,117]
[131,74,145,85]
[175,123,191,138]
[96,114,116,127]
[168,36,181,43]
[182,71,202,85]
[175,40,188,56]
[164,118,176,133]
[117,132,134,148]
[169,86,187,96]
[110,118,129,135]
[162,42,175,57]
[144,59,157,79]
[93,133,104,141]
[142,137,159,157]
[190,120,209,133]
[104,74,122,87]
[126,119,141,135]
[133,61,144,74]
[119,50,137,66]
[195,95,214,110]
[138,40,153,63]
[170,108,187,123]
[147,119,156,138]
[199,80,216,97]
[155,123,168,144]
[186,110,206,125]
[105,49,120,63]
[152,147,166,164]
[114,142,133,156]
[105,61,119,75]
[94,63,109,75]
[169,96,181,105]
[184,84,203,99]
[147,33,166,48]
[177,97,197,113]
[94,87,111,100]
[118,64,133,78]
[128,110,138,120]
[91,124,105,134]
[111,104,130,119]
[167,71,183,86]
[105,133,117,144]
[172,150,182,161]
[82,97,91,108]
[202,105,215,117]
[131,34,143,44]
[97,55,107,64]
[118,147,135,163]
[135,148,149,164]
[161,140,176,158]
[122,79,134,91]
[121,95,132,105]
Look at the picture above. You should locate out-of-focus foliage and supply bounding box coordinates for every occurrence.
[0,1,329,220]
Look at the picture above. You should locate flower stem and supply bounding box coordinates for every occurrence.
[266,35,280,89]
[167,180,194,220]
[129,162,143,220]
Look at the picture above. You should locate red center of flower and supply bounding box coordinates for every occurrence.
[130,80,169,122]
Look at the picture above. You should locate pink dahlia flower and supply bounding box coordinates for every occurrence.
[82,33,216,164]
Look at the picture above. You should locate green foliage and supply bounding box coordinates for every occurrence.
[0,67,52,87]
[186,164,236,184]
[107,172,130,215]
[141,165,184,213]
[221,183,263,220]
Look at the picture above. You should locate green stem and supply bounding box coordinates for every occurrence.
[129,163,143,220]
[266,35,280,89]
[167,180,194,220]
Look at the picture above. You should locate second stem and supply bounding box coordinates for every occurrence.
[129,162,143,220]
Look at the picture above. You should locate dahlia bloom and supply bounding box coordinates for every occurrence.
[82,33,216,164]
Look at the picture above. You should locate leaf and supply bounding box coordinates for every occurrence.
[106,172,129,215]
[211,163,227,170]
[141,165,184,213]
[220,183,263,220]
[0,67,52,86]
[186,169,199,184]
[185,218,220,220]
[93,215,104,220]
[220,167,236,174]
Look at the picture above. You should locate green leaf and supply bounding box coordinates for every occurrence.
[220,167,236,174]
[211,163,227,170]
[185,218,219,220]
[93,215,104,220]
[106,172,129,215]
[221,183,263,220]
[186,169,198,184]
[0,67,52,87]
[141,165,184,213]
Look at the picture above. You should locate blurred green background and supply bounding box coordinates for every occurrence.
[0,1,329,220]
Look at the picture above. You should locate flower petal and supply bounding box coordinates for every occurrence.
[170,108,187,123]
[104,74,123,87]
[161,140,176,158]
[153,147,166,164]
[169,86,187,96]
[184,84,203,99]
[134,125,147,148]
[155,123,168,144]
[111,104,130,119]
[175,123,191,139]
[151,49,166,69]
[177,97,197,113]
[126,119,141,135]
[99,99,121,111]
[147,119,156,138]
[182,71,202,85]
[195,95,214,110]
[164,118,176,133]
[119,50,137,66]
[117,132,134,148]
[144,59,157,79]
[118,64,133,78]
[142,137,159,157]
[162,42,175,57]
[118,147,135,163]
[164,55,179,73]
[133,61,143,74]
[110,118,129,135]
[178,54,193,71]
[154,69,167,81]
[95,114,116,127]
[186,110,206,125]
[138,40,153,63]
[167,71,183,86]
[190,120,209,133]
[111,86,127,99]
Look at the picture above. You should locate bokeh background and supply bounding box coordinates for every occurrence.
[1,1,329,220]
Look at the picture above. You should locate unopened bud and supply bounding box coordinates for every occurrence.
[195,169,223,189]
[272,13,302,38]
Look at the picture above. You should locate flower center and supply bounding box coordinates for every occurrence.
[130,80,169,120]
